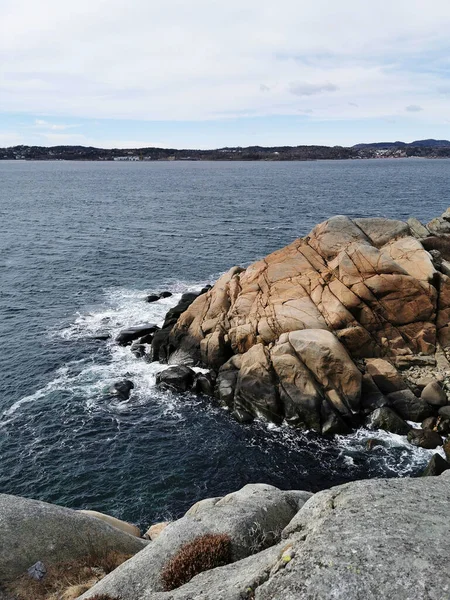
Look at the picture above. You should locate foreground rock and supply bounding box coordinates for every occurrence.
[78,474,450,600]
[79,484,312,599]
[0,494,147,582]
[156,209,450,435]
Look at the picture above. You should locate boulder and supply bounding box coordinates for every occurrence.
[421,453,450,476]
[156,366,195,393]
[146,294,160,303]
[77,510,141,538]
[365,407,411,435]
[407,428,442,449]
[360,374,388,413]
[387,389,433,421]
[365,359,407,394]
[421,381,448,406]
[144,521,171,540]
[130,341,147,358]
[438,405,450,419]
[159,291,173,298]
[78,484,308,599]
[193,372,216,397]
[0,494,147,581]
[116,324,159,346]
[421,416,438,430]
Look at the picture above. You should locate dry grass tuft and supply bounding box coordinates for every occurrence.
[6,550,130,600]
[161,533,232,591]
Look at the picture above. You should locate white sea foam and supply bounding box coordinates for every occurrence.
[1,278,214,426]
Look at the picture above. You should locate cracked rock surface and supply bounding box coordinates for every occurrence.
[161,210,450,432]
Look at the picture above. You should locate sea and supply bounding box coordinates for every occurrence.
[0,158,449,529]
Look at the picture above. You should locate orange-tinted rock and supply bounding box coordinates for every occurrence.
[161,210,450,433]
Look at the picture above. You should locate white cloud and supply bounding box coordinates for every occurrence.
[34,119,80,130]
[289,82,338,97]
[0,0,450,127]
[405,105,423,112]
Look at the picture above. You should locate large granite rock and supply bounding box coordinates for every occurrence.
[79,475,450,600]
[157,211,450,433]
[256,474,450,600]
[0,494,147,581]
[78,484,312,599]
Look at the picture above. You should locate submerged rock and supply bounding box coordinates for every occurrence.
[107,380,134,400]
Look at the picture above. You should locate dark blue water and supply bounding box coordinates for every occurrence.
[1,158,449,529]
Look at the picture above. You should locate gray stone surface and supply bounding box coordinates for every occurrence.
[0,494,147,581]
[79,484,307,599]
[257,474,450,600]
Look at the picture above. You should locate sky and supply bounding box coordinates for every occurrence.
[1,0,450,149]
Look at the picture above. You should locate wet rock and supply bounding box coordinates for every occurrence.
[156,366,195,392]
[159,291,173,298]
[407,428,442,449]
[107,380,134,400]
[421,381,448,406]
[150,326,172,362]
[421,416,438,430]
[387,389,433,421]
[365,406,411,435]
[193,371,216,397]
[215,355,242,408]
[130,341,146,358]
[145,294,160,303]
[421,453,450,476]
[444,438,450,461]
[231,408,254,424]
[116,324,159,346]
[436,417,450,435]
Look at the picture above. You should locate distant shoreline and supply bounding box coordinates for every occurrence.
[2,140,450,162]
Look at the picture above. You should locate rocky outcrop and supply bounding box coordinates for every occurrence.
[0,494,147,582]
[78,484,312,599]
[76,474,450,600]
[157,210,450,434]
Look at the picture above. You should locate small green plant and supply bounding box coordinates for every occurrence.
[161,533,232,591]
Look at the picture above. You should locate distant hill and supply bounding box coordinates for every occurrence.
[1,141,450,161]
[354,139,450,149]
